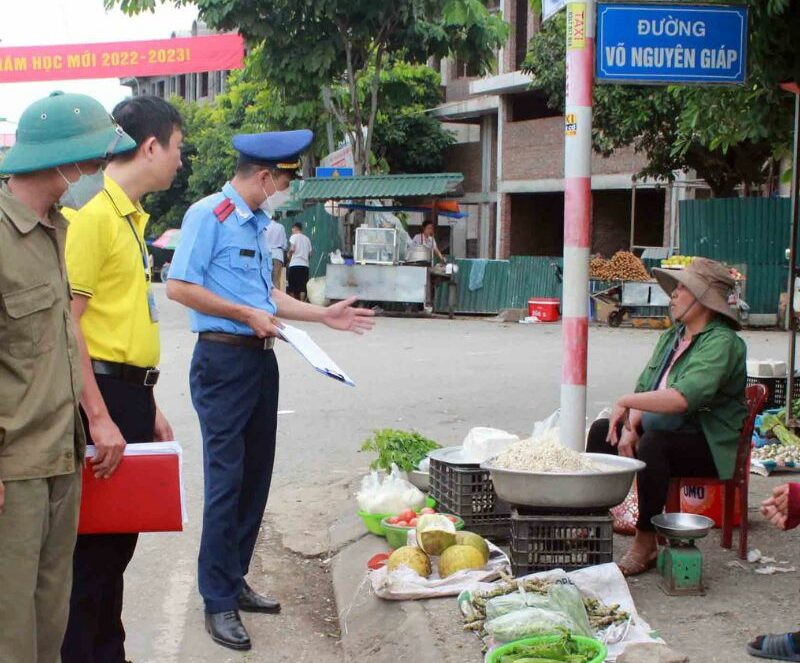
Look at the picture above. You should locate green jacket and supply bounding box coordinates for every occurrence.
[634,318,747,480]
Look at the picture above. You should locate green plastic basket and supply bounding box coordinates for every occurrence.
[358,496,437,537]
[486,634,607,663]
[381,514,465,549]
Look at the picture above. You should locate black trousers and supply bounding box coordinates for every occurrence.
[61,374,155,663]
[586,418,718,531]
[287,265,309,296]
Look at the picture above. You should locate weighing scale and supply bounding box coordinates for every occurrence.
[651,513,715,596]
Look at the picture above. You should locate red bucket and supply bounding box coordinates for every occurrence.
[527,298,560,322]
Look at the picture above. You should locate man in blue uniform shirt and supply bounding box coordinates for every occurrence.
[167,130,374,652]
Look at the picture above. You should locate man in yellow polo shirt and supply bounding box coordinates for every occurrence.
[62,96,183,663]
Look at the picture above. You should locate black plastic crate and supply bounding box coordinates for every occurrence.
[746,376,800,409]
[429,458,511,518]
[510,509,613,575]
[458,513,511,542]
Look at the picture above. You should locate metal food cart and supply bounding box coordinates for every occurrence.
[591,280,671,327]
[291,173,464,315]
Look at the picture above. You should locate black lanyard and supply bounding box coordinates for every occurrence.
[100,188,151,283]
[124,214,151,283]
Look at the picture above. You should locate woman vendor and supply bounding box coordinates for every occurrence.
[586,257,747,576]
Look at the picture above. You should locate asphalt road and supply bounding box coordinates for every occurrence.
[120,284,792,662]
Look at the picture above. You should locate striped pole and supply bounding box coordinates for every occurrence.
[560,0,594,451]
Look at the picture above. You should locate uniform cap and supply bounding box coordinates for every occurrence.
[232,129,313,170]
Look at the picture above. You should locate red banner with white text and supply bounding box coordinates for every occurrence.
[0,34,244,83]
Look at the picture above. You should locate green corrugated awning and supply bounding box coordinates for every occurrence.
[294,173,464,201]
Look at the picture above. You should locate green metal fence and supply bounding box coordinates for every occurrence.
[433,256,565,314]
[679,198,791,315]
[279,204,343,279]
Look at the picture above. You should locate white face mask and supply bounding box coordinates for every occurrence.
[58,165,104,209]
[260,187,292,215]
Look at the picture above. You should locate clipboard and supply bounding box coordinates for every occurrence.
[276,324,355,386]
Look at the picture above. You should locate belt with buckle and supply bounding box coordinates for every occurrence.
[91,360,160,387]
[199,332,275,350]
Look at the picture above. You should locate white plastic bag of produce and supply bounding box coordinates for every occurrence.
[306,277,328,306]
[531,409,561,443]
[484,591,552,621]
[484,606,579,644]
[356,464,425,514]
[461,427,519,463]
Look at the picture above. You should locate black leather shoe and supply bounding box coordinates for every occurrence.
[205,610,252,650]
[238,580,281,613]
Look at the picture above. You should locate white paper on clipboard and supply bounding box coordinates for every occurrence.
[277,324,355,386]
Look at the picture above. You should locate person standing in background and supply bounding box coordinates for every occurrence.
[287,222,312,301]
[262,215,288,290]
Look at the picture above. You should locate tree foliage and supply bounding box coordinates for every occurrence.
[142,54,455,233]
[523,1,800,196]
[106,0,507,174]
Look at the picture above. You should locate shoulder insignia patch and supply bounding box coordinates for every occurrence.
[213,198,236,223]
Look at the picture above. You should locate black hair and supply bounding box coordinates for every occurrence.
[235,153,298,180]
[422,220,434,229]
[235,153,270,176]
[111,96,182,155]
[292,222,303,231]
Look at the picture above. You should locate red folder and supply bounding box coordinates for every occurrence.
[78,447,184,534]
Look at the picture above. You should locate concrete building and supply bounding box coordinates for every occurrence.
[121,21,232,103]
[0,119,16,153]
[432,0,669,259]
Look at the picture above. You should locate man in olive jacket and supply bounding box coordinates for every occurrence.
[0,91,135,663]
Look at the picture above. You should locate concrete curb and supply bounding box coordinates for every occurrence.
[330,532,480,662]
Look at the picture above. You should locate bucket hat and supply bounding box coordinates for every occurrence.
[1,91,136,174]
[652,257,740,329]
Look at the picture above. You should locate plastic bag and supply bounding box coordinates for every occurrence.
[546,582,593,637]
[306,277,328,306]
[484,606,578,644]
[462,427,519,463]
[484,590,551,621]
[530,410,561,446]
[356,464,426,514]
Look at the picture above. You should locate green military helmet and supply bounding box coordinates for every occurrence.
[0,91,137,174]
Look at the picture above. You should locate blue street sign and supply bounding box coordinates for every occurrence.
[315,167,354,178]
[596,2,748,85]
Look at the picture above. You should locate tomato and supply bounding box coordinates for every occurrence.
[421,507,436,515]
[387,516,401,525]
[400,509,416,522]
[409,517,418,526]
[367,553,390,570]
[395,520,409,528]
[445,515,458,523]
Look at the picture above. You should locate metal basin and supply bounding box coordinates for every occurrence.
[651,513,714,540]
[408,470,429,492]
[481,454,645,509]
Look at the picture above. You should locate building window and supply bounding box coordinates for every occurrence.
[509,91,561,122]
[200,72,209,98]
[179,75,187,99]
[515,0,530,70]
[157,80,166,98]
